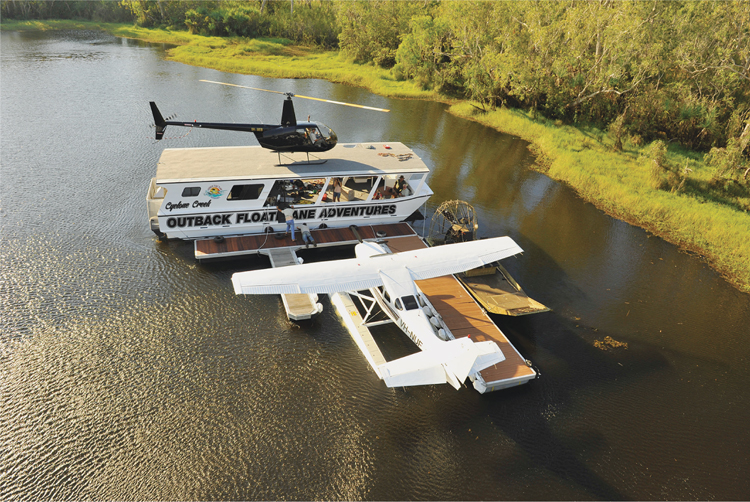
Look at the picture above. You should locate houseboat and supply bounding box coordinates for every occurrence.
[146,142,432,240]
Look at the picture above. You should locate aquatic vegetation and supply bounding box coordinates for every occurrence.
[594,336,628,351]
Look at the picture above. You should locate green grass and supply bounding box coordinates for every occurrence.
[4,21,748,292]
[0,19,106,31]
[448,103,750,292]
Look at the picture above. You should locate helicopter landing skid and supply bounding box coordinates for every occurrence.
[276,151,328,166]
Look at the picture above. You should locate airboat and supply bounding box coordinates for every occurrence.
[427,200,549,316]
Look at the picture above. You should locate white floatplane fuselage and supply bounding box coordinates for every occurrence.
[146,142,432,240]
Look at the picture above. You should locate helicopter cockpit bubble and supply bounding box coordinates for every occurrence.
[300,122,337,148]
[316,123,336,141]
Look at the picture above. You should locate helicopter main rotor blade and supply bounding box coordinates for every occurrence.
[292,94,389,113]
[200,79,390,113]
[200,79,287,95]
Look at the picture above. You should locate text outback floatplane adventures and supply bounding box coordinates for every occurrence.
[145,89,537,393]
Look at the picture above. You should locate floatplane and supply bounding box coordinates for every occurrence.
[232,236,524,390]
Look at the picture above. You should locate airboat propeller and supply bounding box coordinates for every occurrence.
[149,79,389,154]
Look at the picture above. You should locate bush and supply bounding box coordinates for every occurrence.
[644,140,671,190]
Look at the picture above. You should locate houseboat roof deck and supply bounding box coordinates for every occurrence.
[156,142,429,183]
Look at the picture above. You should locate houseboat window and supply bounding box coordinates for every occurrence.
[324,176,377,203]
[401,296,419,310]
[227,184,264,201]
[263,179,325,207]
[181,187,200,197]
[383,173,423,198]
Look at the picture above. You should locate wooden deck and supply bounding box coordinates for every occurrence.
[195,222,418,260]
[385,235,536,391]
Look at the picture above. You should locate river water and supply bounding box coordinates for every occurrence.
[1,30,749,501]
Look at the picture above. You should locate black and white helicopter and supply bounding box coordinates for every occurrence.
[150,80,389,154]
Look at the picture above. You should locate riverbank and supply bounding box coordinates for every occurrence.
[4,20,748,292]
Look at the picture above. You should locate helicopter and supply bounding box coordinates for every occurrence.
[150,80,389,154]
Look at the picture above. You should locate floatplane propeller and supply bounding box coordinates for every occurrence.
[149,80,389,162]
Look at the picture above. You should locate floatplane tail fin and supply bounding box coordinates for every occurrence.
[378,338,506,390]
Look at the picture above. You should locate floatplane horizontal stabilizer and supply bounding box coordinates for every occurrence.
[231,236,523,390]
[379,337,505,390]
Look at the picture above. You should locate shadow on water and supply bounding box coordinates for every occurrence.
[425,234,671,499]
[440,307,669,500]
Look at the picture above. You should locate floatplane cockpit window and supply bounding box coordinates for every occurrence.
[264,179,325,207]
[227,184,264,201]
[181,187,200,197]
[401,296,420,311]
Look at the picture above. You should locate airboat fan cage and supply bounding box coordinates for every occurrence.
[427,200,479,246]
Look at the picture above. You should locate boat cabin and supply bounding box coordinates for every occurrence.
[147,142,433,240]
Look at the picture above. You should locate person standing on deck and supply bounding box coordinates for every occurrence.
[278,204,296,241]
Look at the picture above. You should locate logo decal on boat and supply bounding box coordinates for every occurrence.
[205,185,225,198]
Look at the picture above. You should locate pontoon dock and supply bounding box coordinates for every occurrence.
[194,222,418,260]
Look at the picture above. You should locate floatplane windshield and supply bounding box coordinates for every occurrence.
[232,236,524,389]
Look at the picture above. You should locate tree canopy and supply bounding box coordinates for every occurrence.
[3,0,748,174]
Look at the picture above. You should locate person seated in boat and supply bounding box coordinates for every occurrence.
[373,180,385,200]
[394,175,410,197]
[292,179,306,201]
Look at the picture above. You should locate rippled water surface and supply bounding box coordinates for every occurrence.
[2,30,750,500]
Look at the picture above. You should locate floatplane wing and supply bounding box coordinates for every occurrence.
[231,236,522,295]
